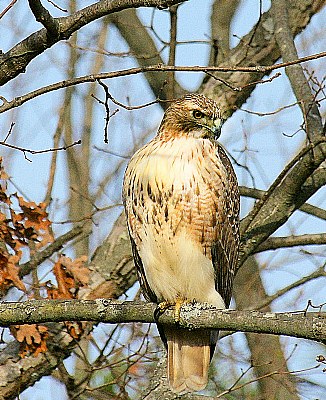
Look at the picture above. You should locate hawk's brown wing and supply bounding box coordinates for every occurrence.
[212,145,240,307]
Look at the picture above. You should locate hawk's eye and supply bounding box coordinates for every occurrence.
[192,110,204,119]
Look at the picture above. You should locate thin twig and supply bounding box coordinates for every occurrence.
[240,101,298,117]
[93,80,112,143]
[101,90,162,110]
[0,0,18,20]
[1,52,325,114]
[0,139,81,162]
[3,122,15,143]
[251,265,326,311]
[166,5,178,100]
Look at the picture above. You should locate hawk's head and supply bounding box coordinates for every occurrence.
[158,94,223,140]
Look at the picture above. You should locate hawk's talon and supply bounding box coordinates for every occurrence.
[154,301,174,320]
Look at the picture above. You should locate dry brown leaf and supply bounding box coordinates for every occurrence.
[10,324,49,357]
[60,255,89,286]
[16,196,51,231]
[52,260,74,299]
[0,253,26,292]
[47,256,89,300]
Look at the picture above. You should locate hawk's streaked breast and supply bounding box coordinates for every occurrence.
[123,135,229,307]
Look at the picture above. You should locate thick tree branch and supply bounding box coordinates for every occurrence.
[0,0,185,86]
[28,0,60,38]
[21,223,90,277]
[272,0,323,140]
[209,0,240,65]
[0,299,325,344]
[239,140,326,267]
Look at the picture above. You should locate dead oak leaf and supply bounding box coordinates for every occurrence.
[53,260,74,299]
[60,255,89,286]
[15,195,52,237]
[10,324,48,357]
[0,253,26,292]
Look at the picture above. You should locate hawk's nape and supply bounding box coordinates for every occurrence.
[123,94,240,393]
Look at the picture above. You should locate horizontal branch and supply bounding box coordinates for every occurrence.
[1,52,326,113]
[239,186,326,220]
[0,299,325,344]
[254,233,326,253]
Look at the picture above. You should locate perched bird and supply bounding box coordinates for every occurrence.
[123,94,240,393]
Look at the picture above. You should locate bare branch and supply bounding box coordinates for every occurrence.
[0,0,18,20]
[252,265,326,311]
[43,101,67,205]
[272,0,323,140]
[239,144,326,266]
[94,80,113,144]
[28,0,60,38]
[100,90,162,110]
[0,0,185,86]
[202,0,326,116]
[255,234,326,253]
[166,5,179,100]
[241,138,325,234]
[239,186,326,221]
[0,138,81,161]
[0,300,325,343]
[19,223,91,278]
[1,52,325,114]
[108,8,184,101]
[209,0,240,65]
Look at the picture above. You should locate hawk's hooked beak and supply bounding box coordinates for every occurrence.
[211,118,223,139]
[196,118,223,140]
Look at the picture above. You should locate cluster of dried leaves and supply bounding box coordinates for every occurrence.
[0,157,89,356]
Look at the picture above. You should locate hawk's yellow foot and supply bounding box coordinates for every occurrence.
[154,298,190,324]
[174,298,189,323]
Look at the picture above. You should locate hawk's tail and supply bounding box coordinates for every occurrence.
[165,326,212,393]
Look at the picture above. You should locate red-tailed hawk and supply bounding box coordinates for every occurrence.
[123,94,240,393]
